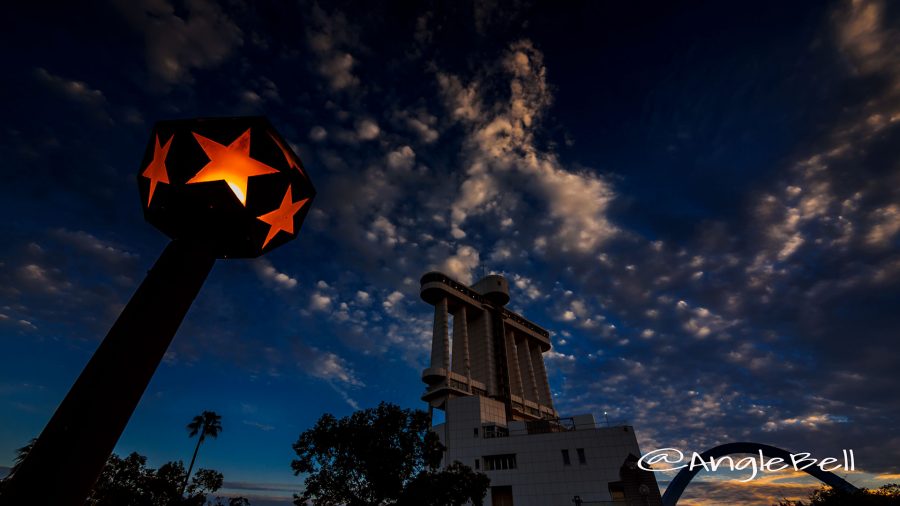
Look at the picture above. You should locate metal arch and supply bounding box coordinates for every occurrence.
[661,442,858,506]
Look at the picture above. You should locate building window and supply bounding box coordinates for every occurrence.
[577,448,586,464]
[483,454,517,471]
[562,449,571,466]
[482,424,509,439]
[475,458,480,470]
[473,427,479,437]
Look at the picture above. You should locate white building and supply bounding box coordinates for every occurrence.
[419,272,661,506]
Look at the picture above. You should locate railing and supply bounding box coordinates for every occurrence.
[525,417,576,434]
[420,271,550,339]
[482,425,510,439]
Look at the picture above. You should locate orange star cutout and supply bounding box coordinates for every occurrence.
[268,131,306,176]
[142,134,173,206]
[257,186,308,248]
[188,129,279,206]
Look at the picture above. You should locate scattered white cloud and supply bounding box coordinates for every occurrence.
[439,40,617,255]
[356,119,380,141]
[865,204,900,247]
[307,5,360,92]
[309,126,328,142]
[386,146,416,171]
[439,245,480,285]
[253,258,298,290]
[242,420,275,431]
[112,0,243,87]
[398,109,440,143]
[34,68,108,112]
[309,292,332,312]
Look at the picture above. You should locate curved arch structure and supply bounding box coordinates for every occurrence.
[661,442,858,506]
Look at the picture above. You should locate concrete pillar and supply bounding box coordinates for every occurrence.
[518,338,540,403]
[483,309,497,396]
[430,297,450,371]
[506,329,525,399]
[531,345,553,409]
[451,306,471,384]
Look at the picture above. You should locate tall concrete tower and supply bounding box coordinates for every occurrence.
[420,271,557,422]
[419,271,662,506]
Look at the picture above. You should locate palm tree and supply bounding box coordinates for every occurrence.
[181,411,222,495]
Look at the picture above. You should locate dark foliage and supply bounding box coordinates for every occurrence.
[398,461,491,506]
[0,443,247,506]
[291,402,488,506]
[775,483,900,505]
[184,411,224,495]
[86,451,234,506]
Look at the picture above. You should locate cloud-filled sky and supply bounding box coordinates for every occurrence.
[1,0,899,504]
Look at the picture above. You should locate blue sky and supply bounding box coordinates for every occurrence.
[1,0,899,504]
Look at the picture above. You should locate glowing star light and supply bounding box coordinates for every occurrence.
[188,129,279,205]
[269,131,306,176]
[257,186,308,248]
[139,116,316,258]
[142,134,173,205]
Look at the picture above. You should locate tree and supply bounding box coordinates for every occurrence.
[183,411,223,496]
[399,461,490,506]
[1,439,246,505]
[0,439,36,496]
[291,402,489,506]
[775,483,900,506]
[83,451,242,506]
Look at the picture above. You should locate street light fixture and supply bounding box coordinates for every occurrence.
[1,117,315,506]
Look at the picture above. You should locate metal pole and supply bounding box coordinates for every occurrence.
[1,240,216,506]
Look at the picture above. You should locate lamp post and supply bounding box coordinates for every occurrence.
[1,117,315,506]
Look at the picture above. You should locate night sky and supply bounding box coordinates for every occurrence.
[1,1,899,504]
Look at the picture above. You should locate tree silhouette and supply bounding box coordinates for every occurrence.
[9,438,36,477]
[775,483,900,505]
[291,402,489,506]
[0,438,36,495]
[182,411,223,496]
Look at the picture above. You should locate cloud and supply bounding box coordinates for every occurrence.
[34,68,106,108]
[0,230,142,340]
[762,413,849,432]
[386,146,416,171]
[34,68,111,123]
[241,420,275,431]
[308,350,364,387]
[307,5,360,92]
[309,292,332,312]
[293,342,365,409]
[355,119,380,141]
[112,0,243,87]
[865,204,900,247]
[402,109,440,144]
[834,0,898,76]
[439,40,617,254]
[366,216,402,248]
[309,126,328,142]
[50,229,138,265]
[439,245,480,285]
[253,259,298,290]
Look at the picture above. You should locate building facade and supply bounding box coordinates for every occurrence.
[419,271,661,506]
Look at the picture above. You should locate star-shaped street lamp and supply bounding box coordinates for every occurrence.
[142,133,173,206]
[259,187,309,248]
[188,129,279,206]
[3,117,315,505]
